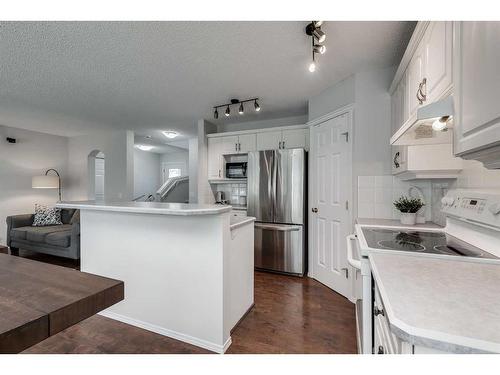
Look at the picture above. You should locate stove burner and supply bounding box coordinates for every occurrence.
[377,240,426,252]
[411,231,445,238]
[433,245,459,255]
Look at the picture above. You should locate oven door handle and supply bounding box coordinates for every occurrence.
[346,234,361,270]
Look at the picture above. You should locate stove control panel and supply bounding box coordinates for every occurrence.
[442,190,500,229]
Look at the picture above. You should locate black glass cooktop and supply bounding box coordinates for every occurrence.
[361,228,497,259]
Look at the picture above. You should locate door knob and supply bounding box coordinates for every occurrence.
[312,207,318,213]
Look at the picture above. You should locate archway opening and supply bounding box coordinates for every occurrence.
[88,150,105,200]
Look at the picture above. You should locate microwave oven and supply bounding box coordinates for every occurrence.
[226,162,247,179]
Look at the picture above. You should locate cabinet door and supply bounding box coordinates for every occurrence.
[407,43,425,119]
[256,131,281,151]
[237,133,257,153]
[282,128,308,149]
[207,137,223,179]
[220,135,239,155]
[424,22,453,102]
[391,146,407,175]
[454,22,500,157]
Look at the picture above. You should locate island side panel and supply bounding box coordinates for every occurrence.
[80,209,228,353]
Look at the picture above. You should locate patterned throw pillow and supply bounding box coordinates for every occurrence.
[32,204,63,227]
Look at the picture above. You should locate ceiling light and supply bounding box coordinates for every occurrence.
[213,98,260,118]
[145,135,152,139]
[308,61,316,73]
[162,131,179,139]
[432,116,450,131]
[314,44,326,54]
[136,145,154,151]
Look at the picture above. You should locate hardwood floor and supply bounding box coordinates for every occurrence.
[13,250,356,354]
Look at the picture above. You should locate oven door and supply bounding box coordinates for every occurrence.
[347,234,372,354]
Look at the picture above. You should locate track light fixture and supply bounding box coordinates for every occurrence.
[213,98,260,119]
[305,21,326,72]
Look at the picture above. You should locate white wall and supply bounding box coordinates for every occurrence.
[217,115,307,133]
[308,67,395,223]
[196,119,217,204]
[134,149,161,199]
[0,125,68,245]
[188,137,198,203]
[66,130,134,201]
[160,150,189,179]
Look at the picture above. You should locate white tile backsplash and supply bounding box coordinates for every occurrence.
[216,183,247,206]
[357,176,432,221]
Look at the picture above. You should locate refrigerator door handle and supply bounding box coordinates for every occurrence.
[254,223,301,231]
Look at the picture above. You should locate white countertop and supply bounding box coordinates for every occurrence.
[56,200,232,216]
[229,216,255,230]
[356,218,443,230]
[369,252,500,353]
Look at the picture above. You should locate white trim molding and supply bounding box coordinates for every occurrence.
[306,104,355,128]
[99,310,232,354]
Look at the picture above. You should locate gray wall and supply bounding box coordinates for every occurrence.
[308,67,395,222]
[133,149,161,199]
[0,125,68,245]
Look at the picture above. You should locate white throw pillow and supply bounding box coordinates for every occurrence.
[32,204,63,227]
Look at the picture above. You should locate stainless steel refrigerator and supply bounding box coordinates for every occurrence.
[247,148,306,276]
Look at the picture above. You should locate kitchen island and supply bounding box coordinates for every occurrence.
[56,201,255,353]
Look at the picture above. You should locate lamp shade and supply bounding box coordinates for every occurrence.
[32,175,59,189]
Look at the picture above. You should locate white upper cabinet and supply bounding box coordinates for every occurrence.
[256,131,282,151]
[256,128,309,150]
[406,42,425,119]
[282,128,308,149]
[220,135,239,154]
[453,22,500,168]
[207,137,223,179]
[423,21,453,102]
[390,22,454,144]
[238,133,257,153]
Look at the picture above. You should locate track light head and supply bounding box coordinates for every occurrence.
[314,44,326,54]
[238,102,244,115]
[214,108,219,119]
[254,100,261,112]
[313,28,326,43]
[314,21,323,28]
[308,61,316,73]
[225,105,230,117]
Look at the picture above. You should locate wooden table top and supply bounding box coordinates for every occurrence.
[0,253,123,353]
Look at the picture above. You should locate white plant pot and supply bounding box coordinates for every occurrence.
[400,212,417,225]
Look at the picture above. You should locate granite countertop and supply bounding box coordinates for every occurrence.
[369,252,500,353]
[356,218,444,230]
[56,201,232,216]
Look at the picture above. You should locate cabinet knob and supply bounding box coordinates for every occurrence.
[312,207,318,213]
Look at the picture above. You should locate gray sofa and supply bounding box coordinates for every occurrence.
[6,209,80,260]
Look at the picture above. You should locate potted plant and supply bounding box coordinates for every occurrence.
[393,196,425,225]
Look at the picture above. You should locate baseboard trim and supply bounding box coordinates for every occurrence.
[99,310,232,354]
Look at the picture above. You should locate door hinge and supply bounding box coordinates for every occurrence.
[341,267,349,279]
[341,131,349,142]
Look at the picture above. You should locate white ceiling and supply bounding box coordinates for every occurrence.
[0,21,415,141]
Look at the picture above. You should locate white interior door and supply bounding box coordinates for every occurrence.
[310,113,352,299]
